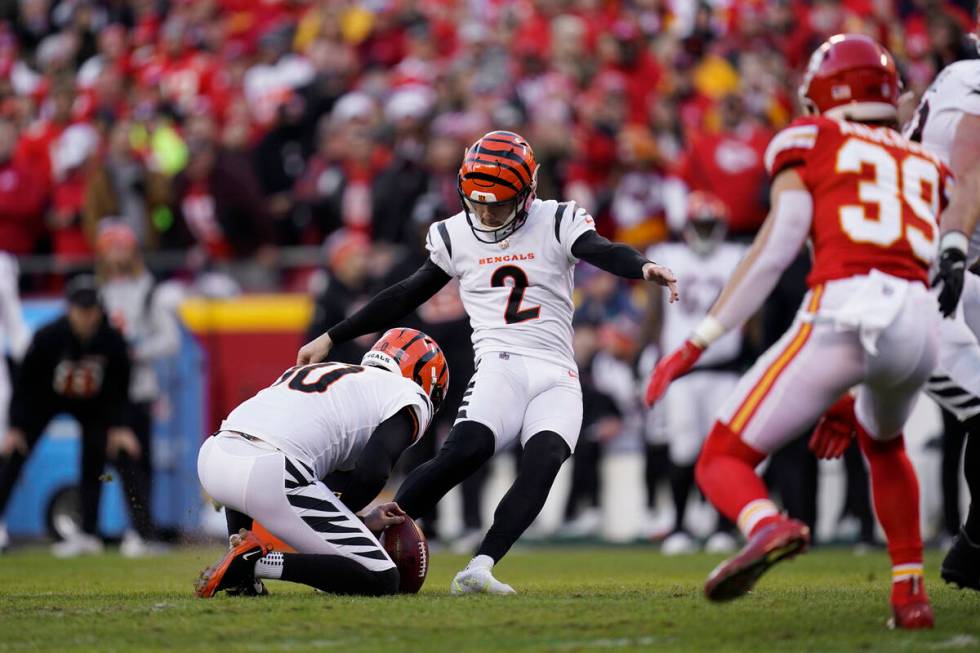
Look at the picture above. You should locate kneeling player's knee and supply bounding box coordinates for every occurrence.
[373,567,400,596]
[522,431,571,474]
[442,421,495,467]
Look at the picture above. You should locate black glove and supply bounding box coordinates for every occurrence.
[932,242,967,318]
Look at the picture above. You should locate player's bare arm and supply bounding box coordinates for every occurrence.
[645,169,812,405]
[569,230,679,302]
[297,259,451,364]
[934,113,980,316]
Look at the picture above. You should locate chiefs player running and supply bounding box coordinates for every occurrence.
[646,34,949,629]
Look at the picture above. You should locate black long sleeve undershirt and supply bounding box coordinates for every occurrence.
[327,258,451,344]
[327,231,649,345]
[337,408,417,513]
[570,230,651,279]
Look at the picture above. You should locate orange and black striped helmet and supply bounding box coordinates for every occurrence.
[362,328,449,413]
[458,130,539,243]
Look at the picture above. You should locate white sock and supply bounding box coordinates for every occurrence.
[736,499,781,538]
[467,554,494,570]
[255,551,285,580]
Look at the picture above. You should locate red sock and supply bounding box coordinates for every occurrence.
[855,428,924,570]
[695,422,779,537]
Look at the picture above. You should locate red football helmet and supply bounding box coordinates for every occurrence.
[799,34,901,122]
[458,130,539,244]
[362,328,449,412]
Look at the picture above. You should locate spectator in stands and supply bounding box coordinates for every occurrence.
[371,86,434,246]
[0,275,135,557]
[84,119,169,249]
[95,221,179,556]
[168,124,274,265]
[305,229,374,365]
[253,92,314,246]
[670,92,772,239]
[48,122,99,258]
[0,117,47,255]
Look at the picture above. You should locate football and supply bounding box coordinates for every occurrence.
[380,518,429,594]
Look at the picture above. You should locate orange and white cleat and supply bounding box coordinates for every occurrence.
[889,576,934,630]
[195,529,269,598]
[704,518,810,602]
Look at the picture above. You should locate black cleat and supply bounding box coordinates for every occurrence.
[941,528,980,592]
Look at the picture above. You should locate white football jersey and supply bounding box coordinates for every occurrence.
[426,199,595,368]
[220,362,432,479]
[647,241,747,367]
[904,59,980,259]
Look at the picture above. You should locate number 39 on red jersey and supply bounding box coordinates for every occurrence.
[764,115,953,287]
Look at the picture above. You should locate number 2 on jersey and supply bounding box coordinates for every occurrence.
[272,362,363,393]
[835,138,939,263]
[491,265,540,324]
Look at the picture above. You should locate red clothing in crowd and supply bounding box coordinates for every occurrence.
[50,169,91,258]
[676,124,773,235]
[0,154,47,255]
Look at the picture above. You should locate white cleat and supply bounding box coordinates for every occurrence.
[120,530,171,558]
[661,530,698,556]
[450,566,516,595]
[52,532,104,558]
[704,531,738,555]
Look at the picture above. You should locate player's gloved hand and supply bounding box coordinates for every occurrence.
[297,332,333,365]
[808,394,857,460]
[644,340,703,407]
[932,232,968,318]
[363,501,406,535]
[642,262,680,304]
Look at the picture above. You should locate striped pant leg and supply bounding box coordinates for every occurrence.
[925,374,980,423]
[245,452,395,572]
[930,292,980,423]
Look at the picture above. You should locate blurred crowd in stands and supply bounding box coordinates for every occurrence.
[2,0,975,281]
[1,0,978,552]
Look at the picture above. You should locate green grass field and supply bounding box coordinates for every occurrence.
[0,545,977,653]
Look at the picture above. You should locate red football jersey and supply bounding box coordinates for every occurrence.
[765,116,951,287]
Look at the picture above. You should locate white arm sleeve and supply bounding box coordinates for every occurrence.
[0,254,30,362]
[709,190,813,334]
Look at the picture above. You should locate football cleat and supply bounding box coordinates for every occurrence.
[51,532,104,558]
[940,528,980,592]
[450,566,516,596]
[889,576,934,629]
[704,518,810,602]
[195,529,269,598]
